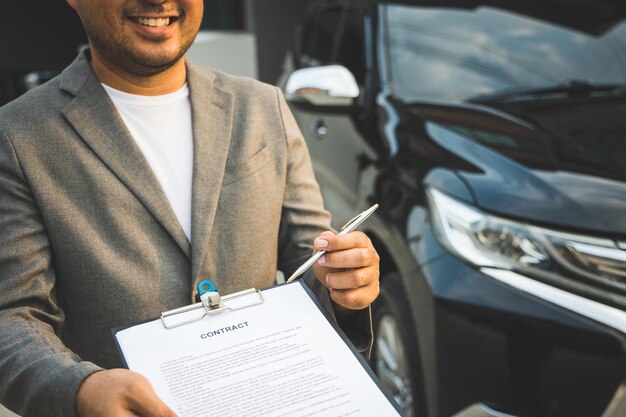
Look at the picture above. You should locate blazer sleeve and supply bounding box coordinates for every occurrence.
[0,127,101,417]
[273,88,373,356]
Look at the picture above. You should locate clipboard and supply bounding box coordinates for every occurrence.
[112,280,405,417]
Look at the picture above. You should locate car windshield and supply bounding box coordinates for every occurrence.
[384,3,626,103]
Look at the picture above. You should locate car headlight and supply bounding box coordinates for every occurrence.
[426,187,626,305]
[427,187,554,271]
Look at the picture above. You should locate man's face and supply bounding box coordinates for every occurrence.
[68,0,203,76]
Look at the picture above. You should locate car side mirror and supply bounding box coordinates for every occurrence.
[284,65,360,109]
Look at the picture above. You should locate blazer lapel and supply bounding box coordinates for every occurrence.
[59,53,191,258]
[186,62,234,282]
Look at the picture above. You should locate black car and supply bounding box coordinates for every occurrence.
[280,1,626,416]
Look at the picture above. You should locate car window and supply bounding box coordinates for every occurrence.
[334,8,366,84]
[301,7,342,67]
[300,5,366,84]
[384,4,626,102]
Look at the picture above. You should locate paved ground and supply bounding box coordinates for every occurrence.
[0,405,18,417]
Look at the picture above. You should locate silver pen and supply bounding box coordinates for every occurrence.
[286,203,379,283]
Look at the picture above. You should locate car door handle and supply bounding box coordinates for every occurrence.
[312,119,328,140]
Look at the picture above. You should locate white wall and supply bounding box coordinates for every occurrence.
[185,31,258,79]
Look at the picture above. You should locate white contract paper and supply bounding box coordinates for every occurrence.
[114,281,403,417]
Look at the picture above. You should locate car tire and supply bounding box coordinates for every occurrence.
[372,272,427,417]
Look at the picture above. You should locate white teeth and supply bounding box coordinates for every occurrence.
[137,17,170,27]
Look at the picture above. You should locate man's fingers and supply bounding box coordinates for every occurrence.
[314,231,370,251]
[325,265,378,290]
[317,247,376,269]
[131,401,177,417]
[311,230,381,310]
[329,284,380,310]
[127,379,177,417]
[76,369,178,417]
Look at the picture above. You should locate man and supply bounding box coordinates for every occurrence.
[0,0,380,416]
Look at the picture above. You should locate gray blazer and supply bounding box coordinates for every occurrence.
[0,51,370,417]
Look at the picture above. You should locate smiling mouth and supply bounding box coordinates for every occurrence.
[129,16,178,27]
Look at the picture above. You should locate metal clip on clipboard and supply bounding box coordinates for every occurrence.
[160,288,265,329]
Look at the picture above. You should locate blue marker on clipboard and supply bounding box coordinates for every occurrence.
[196,279,217,302]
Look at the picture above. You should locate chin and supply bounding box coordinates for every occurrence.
[129,49,186,74]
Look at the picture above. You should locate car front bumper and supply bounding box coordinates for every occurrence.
[411,248,626,417]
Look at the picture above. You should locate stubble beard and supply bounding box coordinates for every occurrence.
[84,5,198,77]
[90,31,193,77]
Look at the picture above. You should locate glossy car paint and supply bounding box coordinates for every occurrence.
[282,1,626,416]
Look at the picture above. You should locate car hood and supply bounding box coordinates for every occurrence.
[397,101,626,235]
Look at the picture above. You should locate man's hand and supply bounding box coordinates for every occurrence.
[312,231,380,310]
[76,369,177,417]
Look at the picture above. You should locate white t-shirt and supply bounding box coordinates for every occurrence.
[102,83,193,241]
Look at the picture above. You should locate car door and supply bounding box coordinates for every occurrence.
[288,2,376,226]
